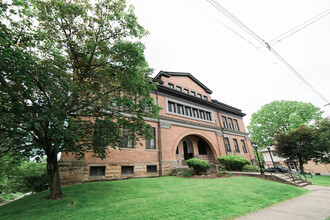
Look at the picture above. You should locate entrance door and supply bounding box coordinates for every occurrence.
[288,162,297,172]
[183,140,193,160]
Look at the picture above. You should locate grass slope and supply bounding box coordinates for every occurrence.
[0,176,308,220]
[307,175,330,186]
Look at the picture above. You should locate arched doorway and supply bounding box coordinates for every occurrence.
[175,135,215,166]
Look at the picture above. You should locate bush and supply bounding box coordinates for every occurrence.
[3,161,48,193]
[217,170,226,177]
[182,171,192,177]
[242,165,260,172]
[218,155,251,171]
[186,158,210,175]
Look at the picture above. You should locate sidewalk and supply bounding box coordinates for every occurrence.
[236,185,330,220]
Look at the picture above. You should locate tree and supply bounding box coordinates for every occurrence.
[248,100,323,148]
[0,0,160,199]
[274,125,329,173]
[312,117,330,163]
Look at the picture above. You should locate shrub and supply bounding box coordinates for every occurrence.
[242,165,260,172]
[217,170,226,177]
[3,161,48,193]
[182,171,192,177]
[186,158,210,175]
[218,155,250,171]
[228,172,233,176]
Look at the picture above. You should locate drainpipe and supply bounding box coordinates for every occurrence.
[156,90,162,177]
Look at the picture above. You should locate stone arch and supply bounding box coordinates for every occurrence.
[172,130,219,160]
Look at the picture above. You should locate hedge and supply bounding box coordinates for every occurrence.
[218,155,250,171]
[242,164,260,172]
[186,158,210,175]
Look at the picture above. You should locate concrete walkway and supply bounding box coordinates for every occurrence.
[236,185,330,220]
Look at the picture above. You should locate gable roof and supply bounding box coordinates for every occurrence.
[153,71,213,94]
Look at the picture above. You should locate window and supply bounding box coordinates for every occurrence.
[191,91,196,96]
[197,94,202,98]
[222,116,228,128]
[228,118,234,130]
[200,110,206,120]
[123,129,134,148]
[177,104,184,114]
[224,138,231,152]
[168,83,174,89]
[167,100,213,121]
[184,89,189,94]
[147,165,157,174]
[192,108,199,118]
[93,119,108,148]
[198,140,207,155]
[168,101,176,113]
[241,140,247,153]
[146,127,156,149]
[233,139,240,153]
[176,147,179,154]
[233,119,240,131]
[89,166,105,176]
[121,166,134,175]
[204,96,208,101]
[176,86,182,91]
[206,112,211,121]
[185,106,192,116]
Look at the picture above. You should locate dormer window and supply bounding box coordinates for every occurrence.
[176,86,182,91]
[168,83,174,89]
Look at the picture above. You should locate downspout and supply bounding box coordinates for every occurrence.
[156,90,162,177]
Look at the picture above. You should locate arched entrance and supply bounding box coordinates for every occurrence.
[175,135,216,165]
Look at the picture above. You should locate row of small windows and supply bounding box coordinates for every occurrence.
[89,165,157,176]
[168,101,212,121]
[168,83,208,100]
[224,138,248,153]
[221,116,240,131]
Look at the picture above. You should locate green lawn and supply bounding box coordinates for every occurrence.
[307,175,330,186]
[0,176,308,220]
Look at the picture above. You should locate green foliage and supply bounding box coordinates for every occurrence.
[2,161,48,193]
[217,171,226,177]
[182,171,192,177]
[218,155,251,171]
[275,125,330,173]
[0,177,308,219]
[228,172,233,176]
[0,0,160,199]
[312,117,330,163]
[186,158,211,175]
[248,100,323,148]
[0,192,23,202]
[243,165,260,172]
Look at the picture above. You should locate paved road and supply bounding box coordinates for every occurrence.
[236,185,330,220]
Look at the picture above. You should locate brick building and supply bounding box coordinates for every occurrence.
[59,71,255,183]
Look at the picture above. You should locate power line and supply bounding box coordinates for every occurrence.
[269,9,330,46]
[185,0,259,49]
[207,0,330,105]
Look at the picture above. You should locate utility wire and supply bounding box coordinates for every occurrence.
[185,0,259,49]
[207,0,330,106]
[269,9,330,46]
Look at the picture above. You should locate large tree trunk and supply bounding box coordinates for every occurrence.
[298,158,305,174]
[46,150,64,200]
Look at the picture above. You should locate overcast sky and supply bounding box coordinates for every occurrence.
[127,0,330,126]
